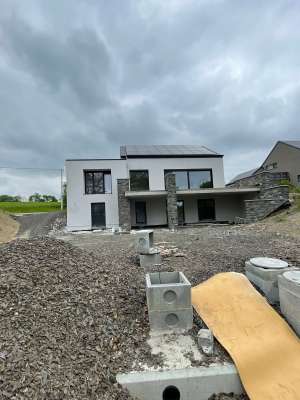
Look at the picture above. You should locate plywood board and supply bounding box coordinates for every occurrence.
[192,272,300,400]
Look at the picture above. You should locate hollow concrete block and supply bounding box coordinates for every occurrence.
[139,252,161,268]
[278,271,300,336]
[198,329,214,355]
[136,230,154,254]
[146,271,191,311]
[148,308,193,332]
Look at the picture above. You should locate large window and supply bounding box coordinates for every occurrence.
[130,170,149,191]
[84,170,112,194]
[165,170,213,190]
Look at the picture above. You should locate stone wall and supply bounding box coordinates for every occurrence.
[227,171,285,189]
[244,185,289,222]
[117,179,131,231]
[165,173,178,230]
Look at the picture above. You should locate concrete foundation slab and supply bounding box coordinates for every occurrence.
[245,259,291,304]
[117,364,243,400]
[279,270,300,336]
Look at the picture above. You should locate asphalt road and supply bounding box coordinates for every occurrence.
[15,211,64,238]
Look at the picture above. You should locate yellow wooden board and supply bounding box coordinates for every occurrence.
[192,272,300,400]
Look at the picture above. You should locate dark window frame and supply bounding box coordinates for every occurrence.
[84,169,112,195]
[164,169,213,190]
[129,170,150,191]
[198,198,216,221]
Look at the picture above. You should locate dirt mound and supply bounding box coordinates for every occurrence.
[0,211,19,243]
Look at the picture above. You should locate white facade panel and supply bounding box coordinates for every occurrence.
[127,157,225,190]
[66,159,127,231]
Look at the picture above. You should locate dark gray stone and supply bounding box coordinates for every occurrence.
[165,173,178,230]
[117,179,131,231]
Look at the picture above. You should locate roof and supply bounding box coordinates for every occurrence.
[120,145,222,158]
[228,168,259,185]
[281,140,300,150]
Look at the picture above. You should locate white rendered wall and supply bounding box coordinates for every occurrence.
[130,198,167,227]
[66,159,127,231]
[179,195,244,223]
[127,157,225,190]
[66,156,225,230]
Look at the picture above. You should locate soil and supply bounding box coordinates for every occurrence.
[0,222,299,399]
[0,211,19,244]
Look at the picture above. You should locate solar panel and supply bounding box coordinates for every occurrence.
[120,145,220,157]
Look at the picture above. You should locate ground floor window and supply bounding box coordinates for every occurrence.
[91,203,106,228]
[198,199,215,221]
[297,175,300,185]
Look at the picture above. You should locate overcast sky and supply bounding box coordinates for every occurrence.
[0,0,299,197]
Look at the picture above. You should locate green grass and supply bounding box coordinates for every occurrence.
[0,201,61,213]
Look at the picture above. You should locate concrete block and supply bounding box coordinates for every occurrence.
[279,271,300,336]
[146,271,191,311]
[136,230,154,254]
[198,329,214,355]
[148,308,193,332]
[117,363,244,400]
[140,252,161,268]
[245,259,291,304]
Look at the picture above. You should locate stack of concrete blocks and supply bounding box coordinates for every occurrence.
[278,271,300,336]
[136,230,161,269]
[245,257,292,304]
[146,271,193,332]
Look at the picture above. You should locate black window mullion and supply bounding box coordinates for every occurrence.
[187,171,191,189]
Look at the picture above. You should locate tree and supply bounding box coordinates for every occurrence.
[29,193,43,202]
[0,195,21,202]
[62,183,67,209]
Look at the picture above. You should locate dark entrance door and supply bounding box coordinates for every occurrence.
[91,203,106,228]
[198,199,215,221]
[135,201,147,225]
[177,200,185,225]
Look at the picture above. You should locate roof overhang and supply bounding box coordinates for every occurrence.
[125,187,260,198]
[177,188,260,195]
[125,190,167,198]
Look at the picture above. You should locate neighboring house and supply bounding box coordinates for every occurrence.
[228,140,300,187]
[65,145,285,231]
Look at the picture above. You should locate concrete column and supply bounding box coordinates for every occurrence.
[117,179,131,231]
[165,173,178,230]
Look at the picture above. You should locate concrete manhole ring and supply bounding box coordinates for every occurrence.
[250,257,288,269]
[282,271,300,285]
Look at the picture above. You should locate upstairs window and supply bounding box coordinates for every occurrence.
[84,170,112,194]
[164,170,213,190]
[130,170,149,191]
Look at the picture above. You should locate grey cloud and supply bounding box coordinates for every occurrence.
[0,0,300,197]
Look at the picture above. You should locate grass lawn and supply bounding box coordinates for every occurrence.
[0,202,61,213]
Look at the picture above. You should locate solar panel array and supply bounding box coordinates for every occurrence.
[120,145,219,157]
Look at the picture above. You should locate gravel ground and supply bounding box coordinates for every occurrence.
[0,224,299,399]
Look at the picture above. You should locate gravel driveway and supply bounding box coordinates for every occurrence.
[15,211,65,238]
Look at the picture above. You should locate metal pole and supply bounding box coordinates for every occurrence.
[60,168,63,210]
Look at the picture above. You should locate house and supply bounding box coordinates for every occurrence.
[65,145,287,231]
[229,140,300,187]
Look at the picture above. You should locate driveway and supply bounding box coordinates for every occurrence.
[15,211,65,238]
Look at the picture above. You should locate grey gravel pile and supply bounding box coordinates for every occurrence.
[0,238,151,399]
